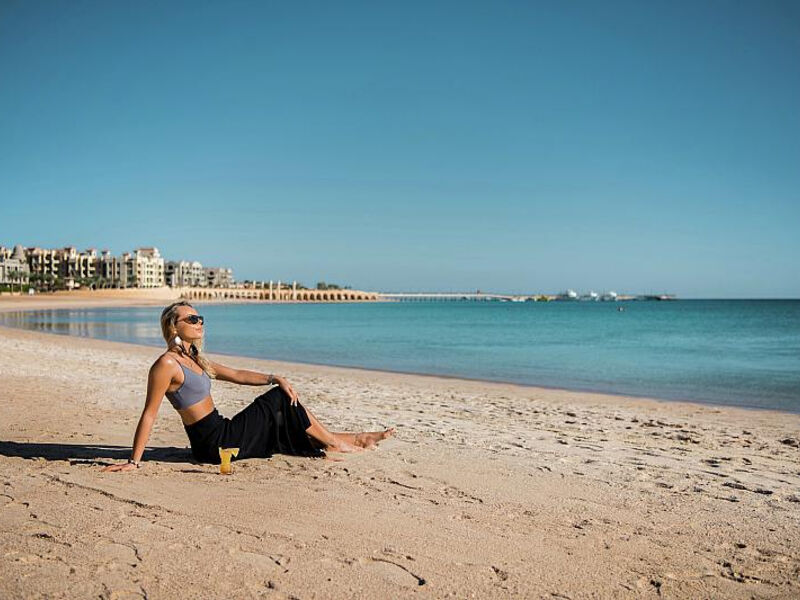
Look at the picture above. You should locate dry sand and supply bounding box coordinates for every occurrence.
[1,294,799,599]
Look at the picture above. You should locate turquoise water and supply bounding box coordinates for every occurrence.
[2,300,799,412]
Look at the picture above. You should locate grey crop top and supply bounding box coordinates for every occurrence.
[166,362,212,410]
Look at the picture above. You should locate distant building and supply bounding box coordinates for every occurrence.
[0,245,30,286]
[165,261,183,287]
[98,249,128,288]
[204,267,234,288]
[126,247,165,288]
[166,260,206,287]
[5,242,238,290]
[24,246,99,288]
[26,247,62,279]
[61,246,98,283]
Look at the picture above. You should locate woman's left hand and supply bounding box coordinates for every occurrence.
[274,375,299,406]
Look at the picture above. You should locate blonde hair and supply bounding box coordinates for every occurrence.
[160,300,216,378]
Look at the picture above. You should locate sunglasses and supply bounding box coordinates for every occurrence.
[180,315,205,325]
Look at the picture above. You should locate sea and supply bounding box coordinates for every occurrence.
[2,299,798,413]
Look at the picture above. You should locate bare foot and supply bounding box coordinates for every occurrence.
[327,435,363,453]
[354,428,396,449]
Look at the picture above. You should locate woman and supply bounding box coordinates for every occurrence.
[103,301,394,472]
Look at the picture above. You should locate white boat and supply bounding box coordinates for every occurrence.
[558,289,579,301]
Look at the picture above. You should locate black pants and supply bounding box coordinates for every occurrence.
[184,387,324,463]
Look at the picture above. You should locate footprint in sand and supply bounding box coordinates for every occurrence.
[108,588,147,600]
[723,481,747,491]
[722,481,774,496]
[357,557,426,587]
[120,514,174,536]
[1,501,32,526]
[228,547,288,574]
[4,551,74,578]
[95,541,139,566]
[491,565,509,582]
[441,485,484,504]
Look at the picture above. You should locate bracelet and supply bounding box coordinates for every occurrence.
[127,458,140,468]
[268,374,275,385]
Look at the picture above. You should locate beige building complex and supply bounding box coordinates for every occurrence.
[1,243,259,292]
[1,245,180,290]
[2,242,376,301]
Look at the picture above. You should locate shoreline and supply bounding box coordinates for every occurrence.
[2,320,796,421]
[0,294,796,417]
[1,298,799,598]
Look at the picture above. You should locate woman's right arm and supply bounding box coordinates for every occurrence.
[102,358,171,473]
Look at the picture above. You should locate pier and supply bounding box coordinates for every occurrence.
[377,292,548,302]
[179,287,670,304]
[181,282,379,302]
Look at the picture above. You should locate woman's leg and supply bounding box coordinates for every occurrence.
[302,405,395,451]
[300,406,360,452]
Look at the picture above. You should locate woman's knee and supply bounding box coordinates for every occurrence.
[256,386,283,404]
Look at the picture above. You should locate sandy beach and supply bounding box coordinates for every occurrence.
[1,295,799,599]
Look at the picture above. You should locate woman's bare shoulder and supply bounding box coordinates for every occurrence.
[151,351,181,374]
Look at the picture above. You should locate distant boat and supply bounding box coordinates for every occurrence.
[601,291,618,301]
[641,294,677,301]
[558,289,579,301]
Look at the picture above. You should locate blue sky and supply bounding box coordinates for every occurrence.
[1,1,798,297]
